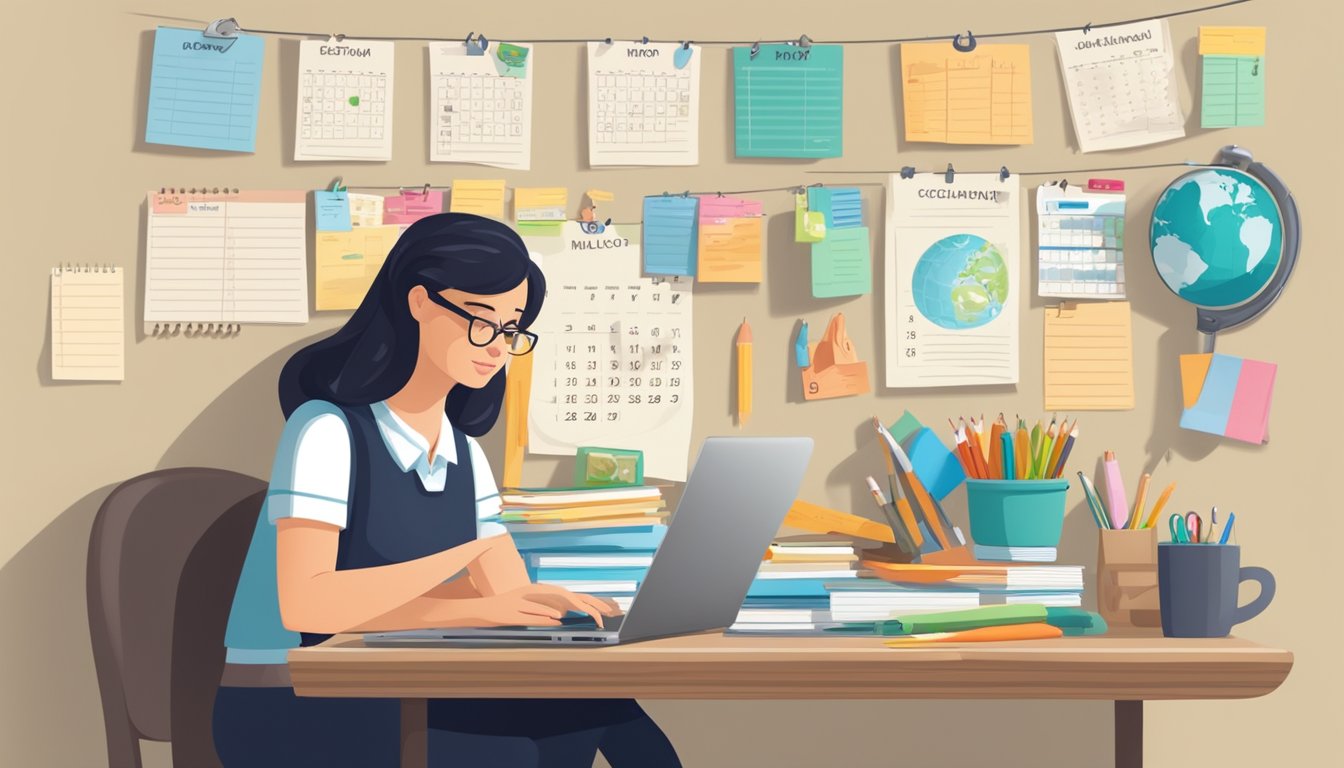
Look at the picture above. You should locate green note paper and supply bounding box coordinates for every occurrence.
[811,227,871,298]
[876,604,1049,636]
[1201,55,1265,127]
[734,44,843,158]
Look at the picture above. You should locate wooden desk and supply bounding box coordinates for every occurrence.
[289,631,1292,768]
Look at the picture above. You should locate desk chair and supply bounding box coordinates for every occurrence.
[87,468,265,768]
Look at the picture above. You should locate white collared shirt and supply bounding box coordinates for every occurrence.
[264,399,505,537]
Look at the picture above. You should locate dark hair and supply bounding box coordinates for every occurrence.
[278,213,545,436]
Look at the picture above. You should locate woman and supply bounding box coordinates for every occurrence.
[214,213,681,767]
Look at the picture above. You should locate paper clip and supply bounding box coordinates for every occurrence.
[944,164,956,184]
[329,177,346,193]
[952,30,976,52]
[899,166,916,179]
[998,166,1010,182]
[204,18,241,38]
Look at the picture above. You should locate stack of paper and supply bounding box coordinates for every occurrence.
[729,535,860,633]
[827,560,1085,622]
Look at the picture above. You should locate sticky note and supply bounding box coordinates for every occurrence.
[795,193,825,243]
[901,42,1033,144]
[811,227,871,298]
[516,221,564,237]
[1043,301,1135,411]
[697,196,763,283]
[384,190,444,225]
[807,187,863,230]
[145,27,264,152]
[1201,54,1265,128]
[1199,27,1267,56]
[1179,353,1276,444]
[315,226,402,310]
[888,410,924,445]
[514,187,568,221]
[734,44,843,158]
[314,190,352,232]
[587,189,616,203]
[1180,354,1242,437]
[908,427,967,500]
[348,193,385,227]
[642,196,699,277]
[450,179,507,218]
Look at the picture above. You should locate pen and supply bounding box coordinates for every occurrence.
[867,476,918,557]
[1218,511,1236,544]
[1130,473,1151,530]
[1078,471,1109,529]
[1142,482,1177,529]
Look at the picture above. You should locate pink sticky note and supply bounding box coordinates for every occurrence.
[697,195,763,221]
[384,190,444,225]
[1224,358,1277,444]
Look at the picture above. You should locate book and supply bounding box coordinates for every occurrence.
[499,503,664,522]
[537,580,639,593]
[529,554,655,568]
[533,566,649,582]
[501,486,664,507]
[501,517,667,533]
[873,604,1048,635]
[860,561,1084,590]
[754,568,859,580]
[508,525,668,552]
[972,544,1059,563]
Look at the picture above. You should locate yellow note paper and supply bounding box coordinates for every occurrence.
[697,196,763,283]
[450,179,507,218]
[1199,27,1266,56]
[514,187,568,221]
[901,42,1033,144]
[315,226,401,311]
[50,266,124,381]
[586,188,615,202]
[1043,301,1135,410]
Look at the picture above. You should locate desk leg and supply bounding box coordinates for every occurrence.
[1115,700,1142,768]
[400,698,428,768]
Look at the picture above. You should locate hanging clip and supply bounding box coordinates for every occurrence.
[681,190,690,198]
[602,36,613,45]
[682,40,693,50]
[204,18,241,38]
[1082,22,1093,35]
[944,164,956,184]
[464,32,488,55]
[998,166,1010,182]
[1059,179,1069,192]
[640,35,650,45]
[951,30,976,52]
[422,183,432,197]
[329,177,346,193]
[750,41,761,59]
[329,33,346,43]
[675,41,694,69]
[716,191,724,198]
[796,34,812,48]
[899,166,916,179]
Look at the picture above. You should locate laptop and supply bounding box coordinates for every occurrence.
[363,436,813,647]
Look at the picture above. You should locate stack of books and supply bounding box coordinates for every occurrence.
[829,559,1085,624]
[495,486,668,611]
[729,535,861,633]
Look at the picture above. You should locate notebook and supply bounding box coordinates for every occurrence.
[50,266,124,381]
[144,189,308,333]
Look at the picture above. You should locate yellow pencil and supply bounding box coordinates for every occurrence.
[1129,473,1151,529]
[1142,482,1177,529]
[736,319,752,426]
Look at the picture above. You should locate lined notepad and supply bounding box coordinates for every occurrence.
[450,179,507,218]
[145,27,264,152]
[901,43,1033,144]
[1043,301,1135,411]
[642,195,699,276]
[144,190,308,328]
[1199,27,1266,128]
[733,44,843,158]
[697,196,763,283]
[315,225,401,311]
[812,227,872,298]
[51,267,124,381]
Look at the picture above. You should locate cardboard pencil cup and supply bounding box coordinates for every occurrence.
[1097,527,1160,628]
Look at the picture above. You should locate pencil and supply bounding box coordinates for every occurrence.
[1028,421,1043,479]
[1142,482,1177,529]
[949,420,975,477]
[1045,418,1071,479]
[987,417,1006,480]
[965,418,990,480]
[1014,419,1030,480]
[1130,473,1152,530]
[1037,424,1057,482]
[1052,426,1078,479]
[736,319,752,426]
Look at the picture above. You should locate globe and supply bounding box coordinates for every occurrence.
[911,234,1009,330]
[1150,167,1283,309]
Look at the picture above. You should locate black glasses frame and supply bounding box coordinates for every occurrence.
[423,290,538,355]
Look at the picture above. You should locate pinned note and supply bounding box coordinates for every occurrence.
[450,179,507,218]
[801,313,870,400]
[1179,353,1276,444]
[1199,27,1266,128]
[900,43,1033,145]
[384,190,444,225]
[811,227,872,298]
[807,187,863,230]
[314,190,352,231]
[733,44,843,158]
[145,27,264,152]
[348,193,385,227]
[795,193,826,243]
[514,187,568,221]
[1043,301,1135,411]
[315,226,401,310]
[697,196,763,283]
[642,195,699,277]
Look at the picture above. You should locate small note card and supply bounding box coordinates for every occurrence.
[1043,301,1135,411]
[51,267,124,381]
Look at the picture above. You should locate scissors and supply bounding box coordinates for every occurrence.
[1169,511,1203,543]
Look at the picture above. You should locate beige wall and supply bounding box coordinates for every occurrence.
[3,1,1340,765]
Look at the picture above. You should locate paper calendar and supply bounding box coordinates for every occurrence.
[295,39,394,161]
[525,223,694,482]
[429,41,534,169]
[587,42,700,166]
[1035,183,1126,298]
[884,174,1020,388]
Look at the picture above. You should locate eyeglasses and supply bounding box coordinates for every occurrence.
[424,290,538,356]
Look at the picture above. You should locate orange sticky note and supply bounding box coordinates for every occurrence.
[900,42,1033,145]
[1179,353,1214,409]
[697,195,763,283]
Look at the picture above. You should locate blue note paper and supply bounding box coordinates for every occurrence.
[734,44,844,158]
[642,196,699,276]
[906,427,967,501]
[314,190,352,232]
[146,27,265,152]
[808,187,863,230]
[1179,353,1242,436]
[811,226,871,298]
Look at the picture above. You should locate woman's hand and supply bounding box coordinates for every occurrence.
[468,584,622,628]
[510,584,622,628]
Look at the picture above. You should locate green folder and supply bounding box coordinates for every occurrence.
[871,605,1108,636]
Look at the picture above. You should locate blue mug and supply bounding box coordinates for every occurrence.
[1157,543,1275,638]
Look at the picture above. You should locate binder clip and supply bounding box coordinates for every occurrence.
[951,30,976,52]
[464,32,488,55]
[998,165,1011,182]
[899,166,916,179]
[204,18,241,38]
[944,164,956,184]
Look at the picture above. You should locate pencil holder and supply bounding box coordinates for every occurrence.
[966,479,1069,562]
[1097,527,1160,628]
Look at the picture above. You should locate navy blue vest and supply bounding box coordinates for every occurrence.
[300,404,479,646]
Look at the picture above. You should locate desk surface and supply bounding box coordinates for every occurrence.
[288,631,1293,701]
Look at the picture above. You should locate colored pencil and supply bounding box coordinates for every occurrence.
[736,319,752,426]
[1014,419,1030,480]
[1078,471,1109,529]
[987,417,1006,480]
[964,418,990,480]
[1142,482,1177,529]
[1052,426,1078,479]
[1129,473,1152,530]
[1000,431,1015,481]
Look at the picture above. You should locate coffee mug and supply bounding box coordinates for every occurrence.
[1157,543,1275,638]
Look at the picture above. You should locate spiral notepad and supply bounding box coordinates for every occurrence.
[50,265,124,381]
[144,188,308,335]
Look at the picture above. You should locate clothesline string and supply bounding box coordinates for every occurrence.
[131,0,1252,45]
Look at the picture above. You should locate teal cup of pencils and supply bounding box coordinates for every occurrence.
[966,479,1070,562]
